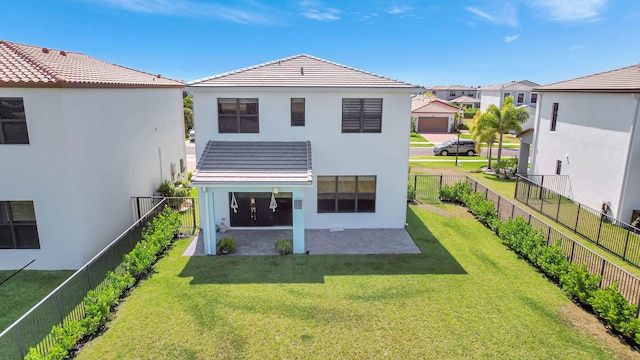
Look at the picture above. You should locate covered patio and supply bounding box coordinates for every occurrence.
[183,228,420,256]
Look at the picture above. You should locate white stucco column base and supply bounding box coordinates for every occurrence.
[292,188,305,254]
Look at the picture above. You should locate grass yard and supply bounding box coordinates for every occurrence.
[75,205,636,359]
[0,270,73,332]
[409,132,433,147]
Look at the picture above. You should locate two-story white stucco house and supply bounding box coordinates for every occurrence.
[530,64,640,224]
[187,55,419,254]
[479,80,539,112]
[0,41,185,269]
[424,85,477,101]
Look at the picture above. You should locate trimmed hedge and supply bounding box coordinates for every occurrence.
[439,181,640,347]
[25,206,181,360]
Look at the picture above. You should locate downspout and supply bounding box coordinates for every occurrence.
[616,93,640,221]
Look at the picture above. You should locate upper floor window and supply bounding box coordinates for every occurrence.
[449,91,456,97]
[503,92,511,100]
[530,93,538,104]
[0,201,40,249]
[291,98,305,126]
[555,160,562,175]
[550,102,559,131]
[0,98,29,144]
[342,98,382,133]
[317,176,376,213]
[517,93,524,103]
[218,98,259,133]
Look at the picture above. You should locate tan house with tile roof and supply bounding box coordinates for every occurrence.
[411,97,463,132]
[529,64,640,224]
[187,54,420,255]
[0,40,185,269]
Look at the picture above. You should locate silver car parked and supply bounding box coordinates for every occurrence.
[433,139,477,156]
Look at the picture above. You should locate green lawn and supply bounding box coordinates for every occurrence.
[0,270,73,332]
[76,205,631,359]
[409,132,433,147]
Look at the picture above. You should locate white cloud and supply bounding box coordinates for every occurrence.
[92,0,276,25]
[387,6,408,15]
[302,8,341,21]
[300,1,341,21]
[504,34,520,43]
[531,0,607,23]
[466,3,518,27]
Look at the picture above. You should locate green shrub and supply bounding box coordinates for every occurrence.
[26,207,181,359]
[493,158,518,179]
[534,245,571,281]
[156,179,192,198]
[274,239,293,255]
[407,183,416,202]
[464,192,498,229]
[560,263,601,304]
[439,182,472,203]
[589,282,639,337]
[217,237,236,254]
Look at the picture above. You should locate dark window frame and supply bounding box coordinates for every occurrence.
[217,98,259,133]
[291,98,305,126]
[555,160,562,175]
[550,102,559,131]
[317,175,376,213]
[516,93,524,103]
[0,97,29,144]
[341,98,383,133]
[530,93,538,104]
[0,201,40,249]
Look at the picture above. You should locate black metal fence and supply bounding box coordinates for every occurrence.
[411,174,640,312]
[0,197,198,359]
[515,175,640,268]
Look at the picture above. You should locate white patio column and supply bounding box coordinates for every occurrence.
[292,188,305,254]
[517,143,530,175]
[201,187,216,255]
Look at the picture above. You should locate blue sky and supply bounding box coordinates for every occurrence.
[2,0,639,87]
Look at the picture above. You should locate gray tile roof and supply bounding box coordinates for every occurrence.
[188,54,420,89]
[192,141,313,185]
[479,80,539,91]
[425,85,476,91]
[534,64,640,92]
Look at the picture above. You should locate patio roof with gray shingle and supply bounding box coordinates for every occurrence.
[192,141,313,186]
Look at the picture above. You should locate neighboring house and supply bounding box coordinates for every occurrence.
[187,54,419,255]
[450,95,480,109]
[529,64,640,223]
[0,41,185,269]
[424,85,477,101]
[411,96,462,132]
[479,80,539,111]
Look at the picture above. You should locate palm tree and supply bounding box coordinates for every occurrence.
[475,96,529,163]
[469,117,497,169]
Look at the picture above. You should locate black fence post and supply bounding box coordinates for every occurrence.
[539,187,544,213]
[413,175,417,193]
[439,175,443,189]
[496,197,501,219]
[574,204,581,232]
[570,241,576,262]
[526,180,532,206]
[547,227,552,245]
[556,195,562,222]
[596,215,604,245]
[511,203,515,219]
[192,198,197,230]
[623,230,630,261]
[514,176,519,199]
[598,258,606,288]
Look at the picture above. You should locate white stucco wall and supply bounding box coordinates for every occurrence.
[0,87,185,269]
[479,91,501,111]
[190,87,412,230]
[531,92,640,221]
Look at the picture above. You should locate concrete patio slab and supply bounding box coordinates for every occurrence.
[182,228,420,256]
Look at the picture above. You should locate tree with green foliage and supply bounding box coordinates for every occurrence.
[183,95,194,136]
[474,96,529,162]
[469,115,497,169]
